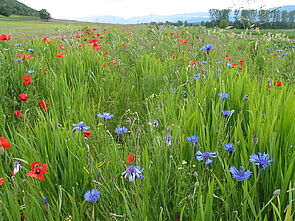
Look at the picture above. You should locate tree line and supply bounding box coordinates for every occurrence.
[147,8,295,29]
[207,8,295,29]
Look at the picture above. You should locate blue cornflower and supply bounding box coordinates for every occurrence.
[196,151,217,164]
[27,48,34,52]
[181,91,187,94]
[249,152,273,171]
[282,53,288,56]
[28,70,35,74]
[224,143,234,152]
[218,93,229,99]
[153,120,158,127]
[201,44,214,54]
[173,88,177,92]
[72,121,90,132]
[164,134,172,146]
[15,58,22,62]
[229,166,252,181]
[194,73,201,79]
[122,166,144,182]
[202,61,208,64]
[227,63,233,68]
[266,48,270,50]
[222,110,234,116]
[97,112,114,121]
[16,43,23,47]
[84,189,100,202]
[0,62,3,65]
[115,127,128,135]
[43,197,49,209]
[186,135,199,144]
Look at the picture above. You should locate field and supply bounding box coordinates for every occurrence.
[0,20,295,220]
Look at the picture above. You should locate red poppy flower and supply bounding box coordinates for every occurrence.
[92,43,102,50]
[110,60,116,65]
[17,53,34,62]
[59,43,64,49]
[39,100,49,111]
[267,84,271,88]
[26,162,48,181]
[100,36,105,39]
[19,93,28,101]
[169,33,175,35]
[14,110,23,117]
[274,81,282,86]
[103,51,109,55]
[56,52,63,58]
[232,63,238,66]
[126,153,136,163]
[92,28,97,31]
[239,60,245,65]
[83,131,92,138]
[0,137,11,149]
[96,33,100,36]
[0,34,11,41]
[268,56,273,59]
[42,36,49,42]
[21,75,32,85]
[75,35,81,38]
[239,66,243,70]
[103,62,107,67]
[0,178,4,185]
[179,39,190,45]
[122,44,127,47]
[191,60,196,66]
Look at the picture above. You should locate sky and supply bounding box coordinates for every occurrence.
[19,0,295,19]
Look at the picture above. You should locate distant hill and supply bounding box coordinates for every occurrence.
[0,0,39,16]
[77,5,295,24]
[78,12,211,24]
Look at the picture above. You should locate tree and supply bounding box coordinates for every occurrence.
[288,10,295,22]
[234,9,240,21]
[0,4,12,17]
[39,9,51,21]
[219,20,229,28]
[220,9,231,21]
[281,10,288,22]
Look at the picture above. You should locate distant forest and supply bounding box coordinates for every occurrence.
[0,0,39,17]
[207,9,295,29]
[150,9,295,29]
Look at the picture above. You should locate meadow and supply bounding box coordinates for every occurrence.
[0,22,295,221]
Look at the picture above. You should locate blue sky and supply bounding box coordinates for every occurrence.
[19,0,295,19]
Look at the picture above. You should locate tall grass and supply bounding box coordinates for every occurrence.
[0,25,294,220]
